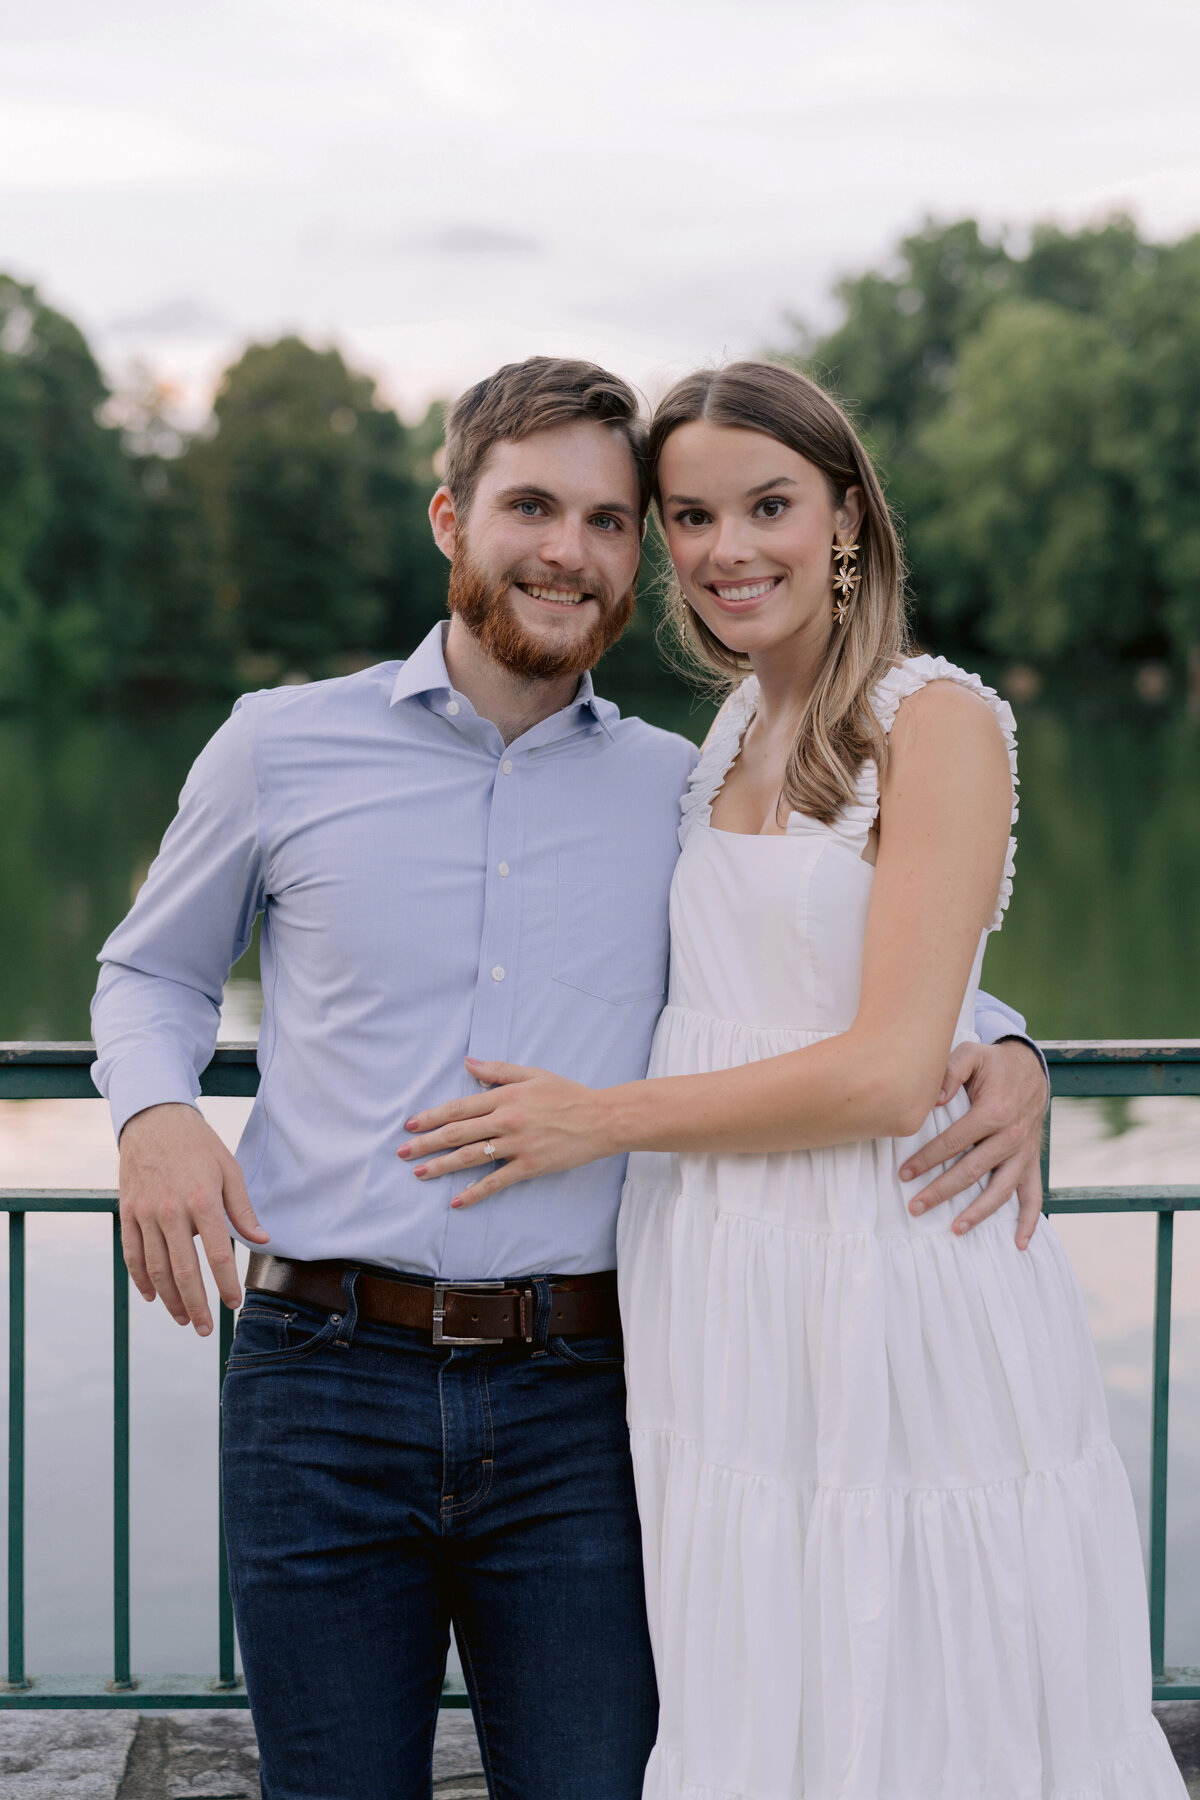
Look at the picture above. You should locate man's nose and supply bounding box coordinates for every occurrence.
[538,514,589,569]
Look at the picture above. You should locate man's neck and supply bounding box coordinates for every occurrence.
[443,617,585,745]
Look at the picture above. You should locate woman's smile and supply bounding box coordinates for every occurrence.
[703,575,783,610]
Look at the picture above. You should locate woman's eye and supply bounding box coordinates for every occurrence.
[756,497,788,520]
[674,509,709,528]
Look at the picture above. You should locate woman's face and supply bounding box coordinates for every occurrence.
[657,420,862,665]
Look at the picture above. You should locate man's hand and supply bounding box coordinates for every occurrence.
[899,1040,1047,1250]
[118,1102,269,1335]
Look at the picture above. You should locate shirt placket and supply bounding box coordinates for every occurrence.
[439,742,524,1267]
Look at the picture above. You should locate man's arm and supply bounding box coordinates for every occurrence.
[92,698,271,1334]
[898,988,1048,1250]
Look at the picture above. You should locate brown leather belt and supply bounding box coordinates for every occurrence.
[245,1253,621,1347]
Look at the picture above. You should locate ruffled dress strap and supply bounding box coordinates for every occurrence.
[678,677,758,848]
[857,654,1020,931]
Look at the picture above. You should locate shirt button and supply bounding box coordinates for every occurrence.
[491,965,506,982]
[446,700,460,716]
[501,759,513,775]
[498,861,510,877]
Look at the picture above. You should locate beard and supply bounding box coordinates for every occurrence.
[446,537,637,682]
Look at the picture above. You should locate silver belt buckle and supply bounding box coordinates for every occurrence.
[432,1279,507,1346]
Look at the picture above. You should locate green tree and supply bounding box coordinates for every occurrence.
[915,300,1154,660]
[0,276,137,701]
[187,337,444,674]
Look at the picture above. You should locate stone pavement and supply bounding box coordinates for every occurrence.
[0,1706,487,1798]
[0,1702,1196,1797]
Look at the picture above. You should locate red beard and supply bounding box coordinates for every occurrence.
[446,540,636,681]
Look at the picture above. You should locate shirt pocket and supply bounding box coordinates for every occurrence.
[552,853,668,1006]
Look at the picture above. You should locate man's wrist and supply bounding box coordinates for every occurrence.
[994,1034,1051,1108]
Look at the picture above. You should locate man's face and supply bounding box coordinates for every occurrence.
[437,419,642,681]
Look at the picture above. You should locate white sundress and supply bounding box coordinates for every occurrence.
[617,656,1185,1800]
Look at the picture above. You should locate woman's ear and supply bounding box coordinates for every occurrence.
[836,484,866,541]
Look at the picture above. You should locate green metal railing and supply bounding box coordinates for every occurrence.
[0,1040,1197,1704]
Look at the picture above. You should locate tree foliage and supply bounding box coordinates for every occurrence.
[2,214,1199,707]
[789,215,1200,672]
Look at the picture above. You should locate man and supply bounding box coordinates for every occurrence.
[92,358,1047,1800]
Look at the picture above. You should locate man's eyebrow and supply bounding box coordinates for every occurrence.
[493,484,638,519]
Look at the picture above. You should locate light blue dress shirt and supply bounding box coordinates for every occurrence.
[92,622,1034,1278]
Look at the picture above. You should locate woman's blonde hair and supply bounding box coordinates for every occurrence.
[648,360,910,827]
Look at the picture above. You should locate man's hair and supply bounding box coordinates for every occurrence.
[442,356,648,517]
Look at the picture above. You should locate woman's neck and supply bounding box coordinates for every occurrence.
[746,616,832,732]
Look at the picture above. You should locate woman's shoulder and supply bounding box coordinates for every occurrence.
[873,656,1019,932]
[870,654,1016,745]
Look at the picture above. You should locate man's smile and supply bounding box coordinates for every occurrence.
[514,581,596,609]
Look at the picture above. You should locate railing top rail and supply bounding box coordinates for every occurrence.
[4,1040,1200,1067]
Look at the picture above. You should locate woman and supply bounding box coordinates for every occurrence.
[402,363,1183,1798]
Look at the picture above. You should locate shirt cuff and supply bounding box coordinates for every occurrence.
[92,1046,203,1144]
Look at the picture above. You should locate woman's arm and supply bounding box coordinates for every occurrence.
[401,681,1013,1193]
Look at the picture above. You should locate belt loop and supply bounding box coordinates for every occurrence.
[334,1266,360,1349]
[529,1274,552,1358]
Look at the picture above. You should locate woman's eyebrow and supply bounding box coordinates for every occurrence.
[664,477,798,506]
[744,476,797,498]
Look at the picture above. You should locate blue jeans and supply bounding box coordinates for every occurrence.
[221,1270,658,1800]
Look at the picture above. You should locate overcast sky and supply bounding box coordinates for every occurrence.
[3,0,1199,419]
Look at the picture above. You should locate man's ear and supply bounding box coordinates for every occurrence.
[429,485,459,562]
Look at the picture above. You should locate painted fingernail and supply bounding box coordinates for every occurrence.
[413,1166,428,1179]
[397,1144,412,1158]
[405,1118,420,1130]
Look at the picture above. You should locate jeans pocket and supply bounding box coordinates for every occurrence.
[548,1333,625,1369]
[228,1296,342,1367]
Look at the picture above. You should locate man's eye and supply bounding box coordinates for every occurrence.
[516,501,543,517]
[591,513,622,532]
[756,497,788,519]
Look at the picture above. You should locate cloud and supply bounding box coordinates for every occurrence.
[398,225,546,258]
[0,98,262,189]
[105,297,232,339]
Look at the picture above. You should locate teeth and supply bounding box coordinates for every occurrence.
[712,579,777,601]
[524,584,586,604]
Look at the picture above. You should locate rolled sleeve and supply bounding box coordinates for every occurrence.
[91,697,266,1141]
[974,989,1049,1101]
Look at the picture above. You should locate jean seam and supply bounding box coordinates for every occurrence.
[452,1614,498,1800]
[224,1318,341,1368]
[443,1359,495,1523]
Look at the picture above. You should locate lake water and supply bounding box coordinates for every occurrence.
[1,670,1198,1677]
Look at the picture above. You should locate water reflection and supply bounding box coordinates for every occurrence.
[2,682,1198,1040]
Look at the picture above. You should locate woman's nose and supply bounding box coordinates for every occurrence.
[710,517,753,566]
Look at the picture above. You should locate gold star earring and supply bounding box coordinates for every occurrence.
[831,534,860,624]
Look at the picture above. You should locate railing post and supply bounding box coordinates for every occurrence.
[215,1297,237,1690]
[6,1212,27,1691]
[111,1216,133,1690]
[1148,1209,1174,1676]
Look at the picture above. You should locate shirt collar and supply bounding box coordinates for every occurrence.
[389,622,618,740]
